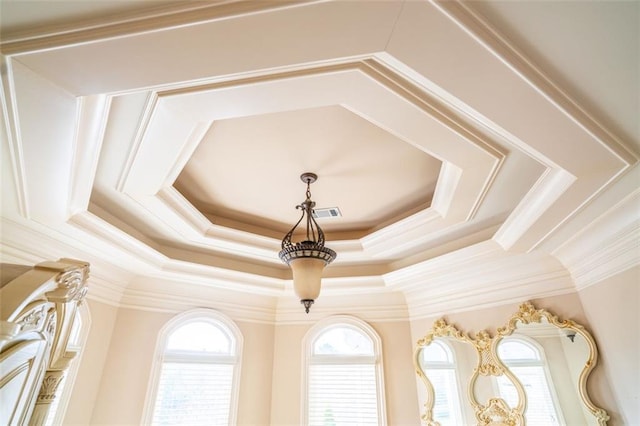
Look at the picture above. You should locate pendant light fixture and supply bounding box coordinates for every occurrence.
[279,173,337,313]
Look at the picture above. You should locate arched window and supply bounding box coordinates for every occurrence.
[44,302,91,426]
[144,309,243,426]
[496,337,564,425]
[303,316,386,426]
[417,340,463,426]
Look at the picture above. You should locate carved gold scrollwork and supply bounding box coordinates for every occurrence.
[466,329,524,426]
[17,305,46,332]
[46,262,90,304]
[420,406,440,426]
[474,330,504,376]
[416,318,469,347]
[37,371,65,403]
[477,398,523,426]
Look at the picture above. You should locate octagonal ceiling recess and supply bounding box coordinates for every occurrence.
[175,105,442,238]
[0,0,637,321]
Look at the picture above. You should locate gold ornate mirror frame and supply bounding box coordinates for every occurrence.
[414,301,610,426]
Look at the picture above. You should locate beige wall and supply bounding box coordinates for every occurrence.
[89,308,172,425]
[270,323,308,425]
[374,321,421,425]
[578,266,640,425]
[64,300,118,425]
[236,320,275,426]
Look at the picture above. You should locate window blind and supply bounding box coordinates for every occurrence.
[151,362,233,426]
[429,369,461,426]
[497,366,559,426]
[308,363,378,426]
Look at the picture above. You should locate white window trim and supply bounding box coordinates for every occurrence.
[496,335,567,426]
[141,308,243,426]
[301,315,387,426]
[48,302,91,426]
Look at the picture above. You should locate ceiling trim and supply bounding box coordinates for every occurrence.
[68,212,166,269]
[68,95,110,216]
[553,188,640,290]
[569,222,639,290]
[116,92,158,192]
[86,275,126,308]
[407,285,578,322]
[118,287,278,325]
[275,303,411,325]
[384,240,501,290]
[493,168,575,250]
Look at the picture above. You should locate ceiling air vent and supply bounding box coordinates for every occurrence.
[312,207,342,219]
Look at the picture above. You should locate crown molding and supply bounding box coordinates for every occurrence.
[85,275,126,308]
[118,288,278,325]
[68,212,166,269]
[115,92,159,192]
[384,240,502,290]
[493,168,576,250]
[361,207,444,259]
[406,270,575,321]
[117,286,412,325]
[564,218,639,291]
[431,162,462,217]
[552,185,640,289]
[68,95,111,216]
[0,243,44,266]
[0,218,131,306]
[155,188,282,264]
[156,259,285,297]
[275,292,410,325]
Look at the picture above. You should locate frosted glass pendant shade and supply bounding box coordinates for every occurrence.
[290,257,326,301]
[278,173,337,313]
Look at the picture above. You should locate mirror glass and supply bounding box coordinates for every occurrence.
[417,336,477,425]
[497,318,597,425]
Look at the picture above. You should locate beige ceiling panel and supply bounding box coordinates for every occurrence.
[466,0,640,148]
[176,105,440,233]
[122,102,205,196]
[94,92,154,188]
[7,1,403,95]
[8,60,78,224]
[387,1,632,171]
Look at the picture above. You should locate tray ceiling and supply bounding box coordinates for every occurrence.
[1,0,637,322]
